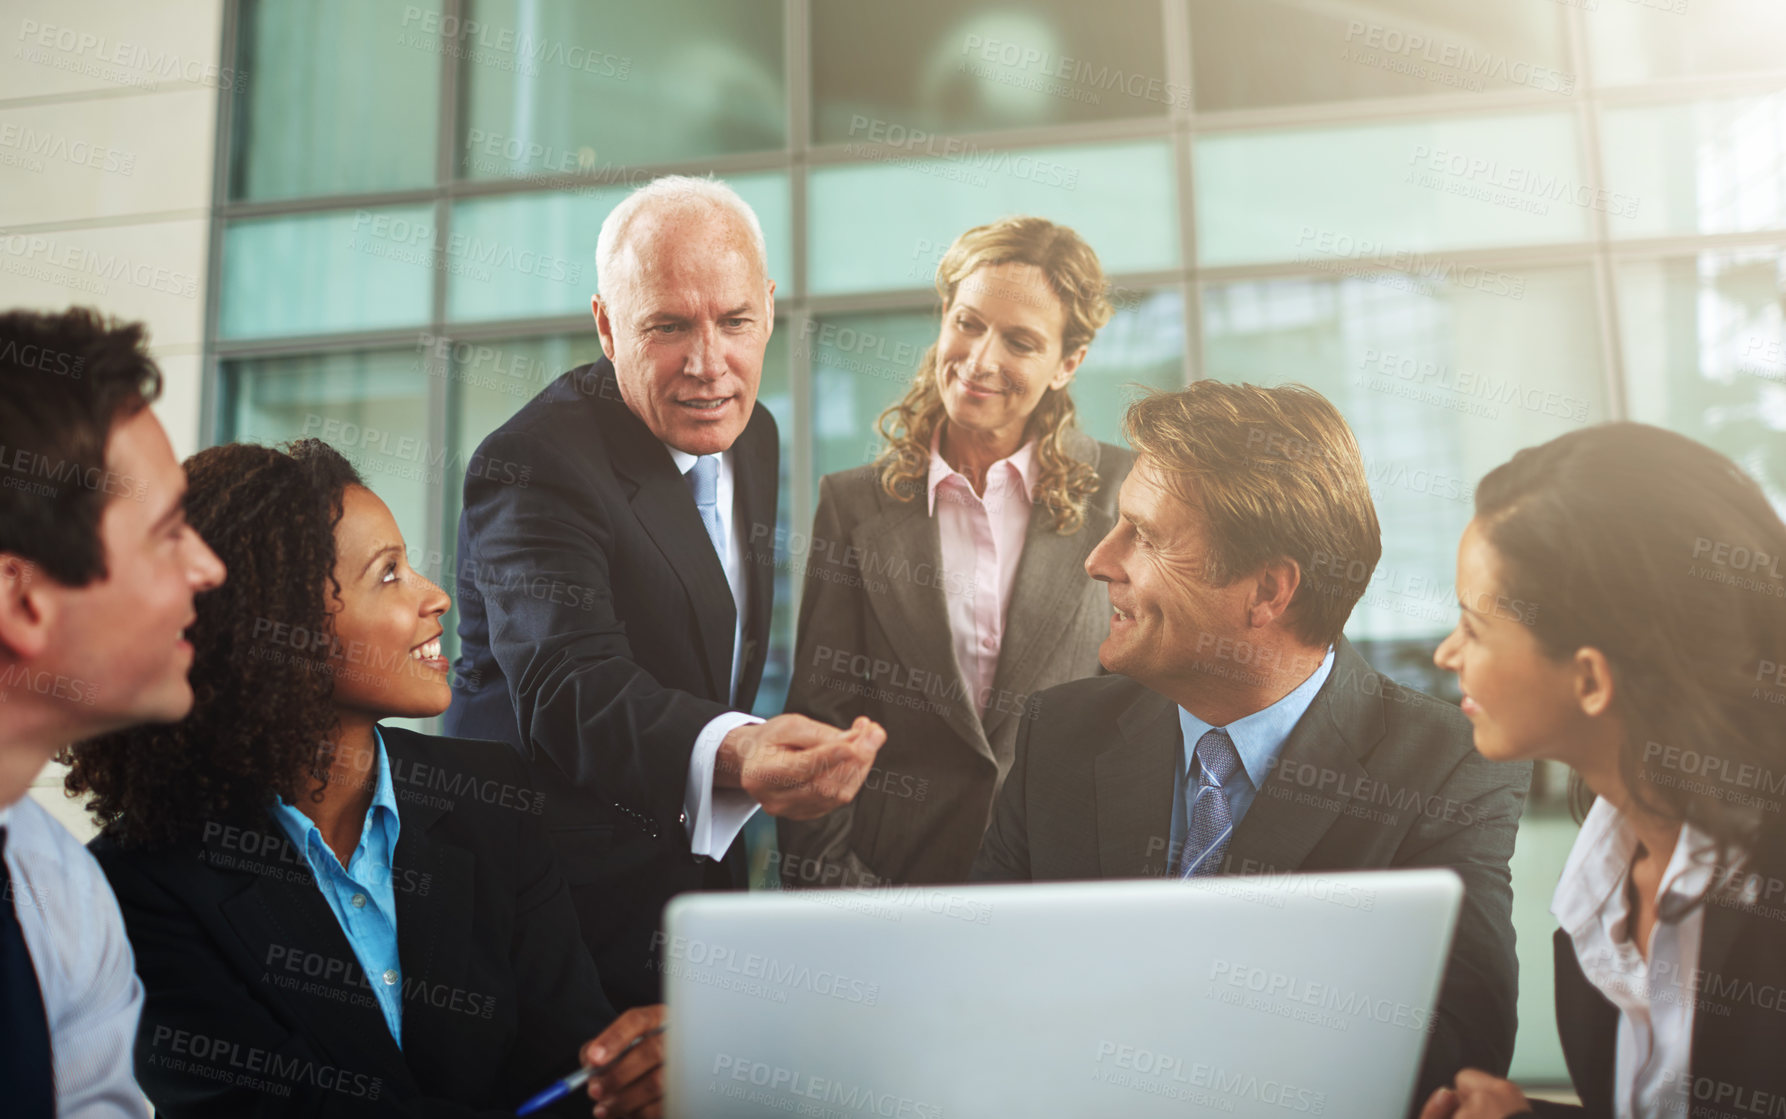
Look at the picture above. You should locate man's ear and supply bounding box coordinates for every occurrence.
[0,554,55,661]
[1573,646,1616,718]
[592,294,618,363]
[1248,557,1302,629]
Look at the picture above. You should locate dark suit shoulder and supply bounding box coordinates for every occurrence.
[1033,672,1157,731]
[378,725,549,825]
[818,460,919,521]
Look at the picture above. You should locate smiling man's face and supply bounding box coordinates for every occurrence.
[1084,458,1257,695]
[593,204,775,456]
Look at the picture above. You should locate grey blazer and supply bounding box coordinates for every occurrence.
[778,429,1133,886]
[971,640,1532,1114]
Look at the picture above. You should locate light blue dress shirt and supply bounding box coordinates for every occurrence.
[1169,647,1336,869]
[269,727,404,1046]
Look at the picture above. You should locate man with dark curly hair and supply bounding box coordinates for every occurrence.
[0,306,226,1118]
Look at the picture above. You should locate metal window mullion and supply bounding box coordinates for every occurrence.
[1563,1,1629,423]
[199,0,242,450]
[1165,0,1200,387]
[786,0,814,622]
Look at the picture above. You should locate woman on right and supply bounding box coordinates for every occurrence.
[1421,423,1786,1119]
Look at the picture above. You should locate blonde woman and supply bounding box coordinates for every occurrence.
[779,216,1133,887]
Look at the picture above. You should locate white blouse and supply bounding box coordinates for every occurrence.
[1551,799,1738,1119]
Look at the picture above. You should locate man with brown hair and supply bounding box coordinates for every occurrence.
[973,381,1528,1112]
[0,306,227,1116]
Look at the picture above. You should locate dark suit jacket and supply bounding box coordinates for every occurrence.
[89,727,615,1118]
[444,357,778,1009]
[972,640,1531,1113]
[1528,825,1786,1119]
[779,431,1132,886]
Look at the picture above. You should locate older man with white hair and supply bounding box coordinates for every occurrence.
[447,175,885,1010]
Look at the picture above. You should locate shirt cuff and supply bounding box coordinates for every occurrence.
[684,711,765,858]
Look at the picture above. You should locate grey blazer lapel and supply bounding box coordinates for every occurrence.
[853,498,990,757]
[983,433,1111,745]
[1222,639,1383,875]
[1096,686,1180,878]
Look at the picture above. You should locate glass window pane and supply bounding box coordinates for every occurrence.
[219,207,435,340]
[457,0,783,176]
[221,348,432,560]
[809,289,1184,484]
[445,172,792,322]
[1200,264,1607,1086]
[1194,113,1590,268]
[809,140,1177,295]
[811,0,1173,144]
[1617,252,1786,514]
[1189,0,1573,112]
[1599,94,1786,240]
[230,0,439,201]
[1585,0,1786,86]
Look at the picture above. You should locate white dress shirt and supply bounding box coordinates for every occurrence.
[1553,798,1726,1119]
[1,796,149,1117]
[662,443,762,858]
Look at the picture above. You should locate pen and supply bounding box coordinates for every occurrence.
[514,1024,668,1116]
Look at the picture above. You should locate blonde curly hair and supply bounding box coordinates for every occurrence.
[874,216,1113,534]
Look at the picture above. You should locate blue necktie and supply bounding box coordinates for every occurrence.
[1,828,56,1117]
[685,455,727,565]
[1179,729,1242,878]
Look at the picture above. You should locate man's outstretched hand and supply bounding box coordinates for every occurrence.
[715,714,886,820]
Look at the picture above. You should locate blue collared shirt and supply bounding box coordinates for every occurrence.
[1169,647,1336,870]
[269,727,404,1046]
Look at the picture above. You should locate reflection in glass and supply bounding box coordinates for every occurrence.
[230,0,440,200]
[221,348,432,574]
[1599,94,1786,241]
[1585,0,1786,87]
[809,140,1177,295]
[812,0,1171,143]
[1618,252,1786,516]
[1188,0,1571,112]
[219,207,436,340]
[458,0,783,177]
[1194,113,1587,268]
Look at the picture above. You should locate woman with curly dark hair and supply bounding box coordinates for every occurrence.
[67,439,665,1118]
[1421,424,1786,1119]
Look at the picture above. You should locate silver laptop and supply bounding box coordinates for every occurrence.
[662,869,1463,1118]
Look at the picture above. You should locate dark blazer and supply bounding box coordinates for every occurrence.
[1528,826,1786,1119]
[779,431,1132,885]
[972,639,1531,1112]
[89,727,615,1118]
[445,357,778,1009]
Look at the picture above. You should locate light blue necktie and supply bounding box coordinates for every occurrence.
[1179,728,1242,878]
[685,454,727,565]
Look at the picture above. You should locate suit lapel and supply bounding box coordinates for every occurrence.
[983,433,1110,746]
[1222,639,1381,875]
[854,498,989,756]
[387,756,476,1063]
[210,822,414,1092]
[731,409,778,711]
[1095,688,1179,878]
[594,361,737,702]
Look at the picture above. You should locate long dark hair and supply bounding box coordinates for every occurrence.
[63,439,365,849]
[1474,423,1786,861]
